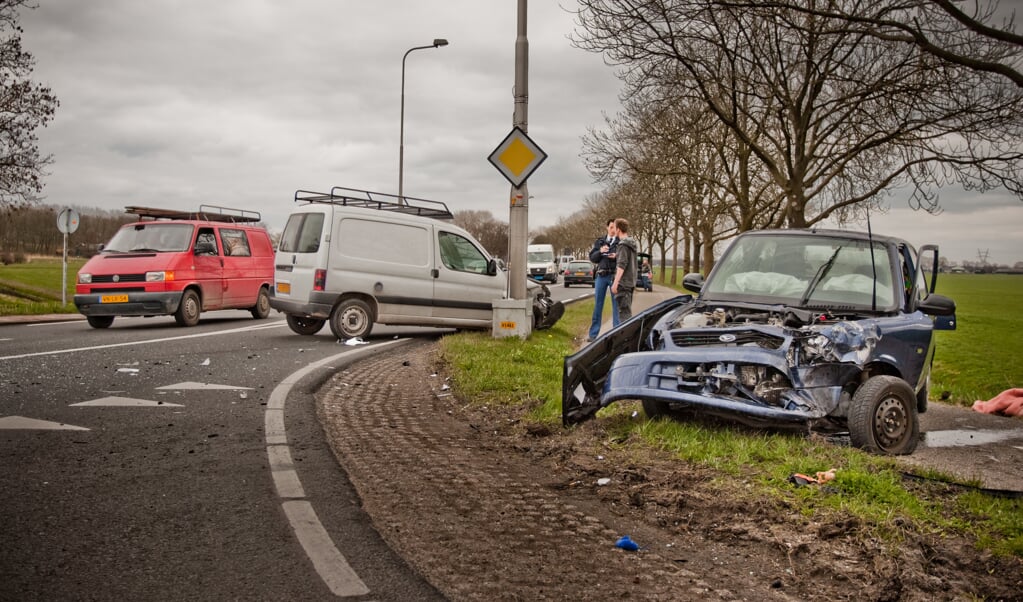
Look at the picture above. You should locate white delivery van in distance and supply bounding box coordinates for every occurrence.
[527,243,558,283]
[270,187,562,339]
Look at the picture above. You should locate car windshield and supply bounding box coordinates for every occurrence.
[703,234,897,309]
[103,223,194,253]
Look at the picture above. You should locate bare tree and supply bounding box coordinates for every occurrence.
[453,210,509,260]
[573,0,1023,228]
[0,0,58,210]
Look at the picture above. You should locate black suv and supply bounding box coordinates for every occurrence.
[563,228,956,455]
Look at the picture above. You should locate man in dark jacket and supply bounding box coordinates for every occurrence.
[586,219,618,341]
[610,218,638,322]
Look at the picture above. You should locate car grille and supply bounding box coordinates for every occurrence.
[91,273,147,283]
[670,330,785,350]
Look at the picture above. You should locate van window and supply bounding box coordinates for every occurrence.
[195,229,219,255]
[221,229,251,257]
[279,212,325,253]
[338,218,429,266]
[439,231,489,274]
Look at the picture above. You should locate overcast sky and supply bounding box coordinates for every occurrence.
[19,0,1023,266]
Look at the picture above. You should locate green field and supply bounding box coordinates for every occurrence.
[932,273,1023,405]
[0,257,85,315]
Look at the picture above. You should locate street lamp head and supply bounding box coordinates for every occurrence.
[433,39,449,47]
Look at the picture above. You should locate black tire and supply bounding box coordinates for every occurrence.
[250,286,271,319]
[329,299,373,340]
[174,289,201,327]
[916,375,930,414]
[564,281,570,288]
[86,316,114,329]
[642,398,671,420]
[286,314,325,335]
[849,376,919,455]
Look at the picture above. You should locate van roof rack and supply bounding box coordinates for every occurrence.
[293,186,454,220]
[125,205,262,223]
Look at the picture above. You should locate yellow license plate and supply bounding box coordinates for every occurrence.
[276,282,291,295]
[100,294,129,303]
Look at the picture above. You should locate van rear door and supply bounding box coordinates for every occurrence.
[275,208,330,306]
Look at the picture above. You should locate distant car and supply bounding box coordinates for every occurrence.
[563,228,957,455]
[564,260,595,287]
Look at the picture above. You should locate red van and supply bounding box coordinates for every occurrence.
[74,206,275,328]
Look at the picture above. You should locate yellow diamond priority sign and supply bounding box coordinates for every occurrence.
[488,126,548,188]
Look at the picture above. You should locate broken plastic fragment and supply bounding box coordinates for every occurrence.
[344,337,368,346]
[597,477,611,486]
[200,358,210,366]
[615,535,640,551]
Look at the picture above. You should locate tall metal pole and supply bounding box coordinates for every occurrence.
[508,0,529,301]
[399,39,448,204]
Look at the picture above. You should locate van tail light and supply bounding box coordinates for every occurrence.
[313,269,326,291]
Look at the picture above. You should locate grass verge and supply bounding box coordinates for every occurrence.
[438,300,1023,558]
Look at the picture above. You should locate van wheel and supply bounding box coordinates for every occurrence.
[86,316,114,329]
[174,290,201,326]
[250,286,271,319]
[330,299,373,340]
[286,314,324,335]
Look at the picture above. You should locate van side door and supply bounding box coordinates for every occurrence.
[219,227,256,307]
[433,229,505,322]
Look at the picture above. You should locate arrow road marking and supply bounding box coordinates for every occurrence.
[156,381,254,391]
[0,416,90,430]
[71,396,184,407]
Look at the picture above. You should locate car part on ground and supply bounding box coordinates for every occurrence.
[563,228,956,456]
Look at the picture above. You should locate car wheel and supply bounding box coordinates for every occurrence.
[916,375,930,414]
[174,289,201,327]
[642,398,671,420]
[329,298,373,340]
[564,281,569,288]
[86,316,114,329]
[849,376,919,455]
[285,314,324,335]
[250,286,271,319]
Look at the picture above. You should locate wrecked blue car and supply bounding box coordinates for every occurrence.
[562,229,957,455]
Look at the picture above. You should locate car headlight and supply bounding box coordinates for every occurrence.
[78,273,91,284]
[146,271,174,282]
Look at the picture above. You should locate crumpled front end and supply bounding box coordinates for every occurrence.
[564,301,882,429]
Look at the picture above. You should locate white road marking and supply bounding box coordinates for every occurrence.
[265,339,405,598]
[0,415,90,430]
[156,381,254,391]
[0,321,287,361]
[71,396,184,407]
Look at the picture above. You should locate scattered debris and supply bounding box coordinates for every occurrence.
[788,469,837,486]
[344,337,368,346]
[597,477,611,486]
[200,358,210,366]
[615,535,640,551]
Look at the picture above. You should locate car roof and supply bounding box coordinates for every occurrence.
[737,227,911,249]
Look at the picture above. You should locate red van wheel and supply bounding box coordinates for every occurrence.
[174,289,201,327]
[250,286,270,319]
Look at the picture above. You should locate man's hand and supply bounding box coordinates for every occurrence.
[611,281,619,294]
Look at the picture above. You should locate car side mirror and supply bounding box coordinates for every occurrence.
[486,258,498,276]
[917,292,955,316]
[682,272,704,293]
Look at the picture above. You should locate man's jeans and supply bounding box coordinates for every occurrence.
[589,272,619,339]
[615,287,634,323]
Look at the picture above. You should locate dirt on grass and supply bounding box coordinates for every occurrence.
[316,339,1023,601]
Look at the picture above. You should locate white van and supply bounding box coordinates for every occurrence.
[270,187,562,338]
[527,243,558,283]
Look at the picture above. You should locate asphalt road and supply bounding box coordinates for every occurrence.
[0,311,447,601]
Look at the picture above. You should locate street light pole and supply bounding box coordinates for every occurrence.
[399,38,448,203]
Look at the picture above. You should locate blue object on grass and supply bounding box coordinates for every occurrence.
[615,535,639,551]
